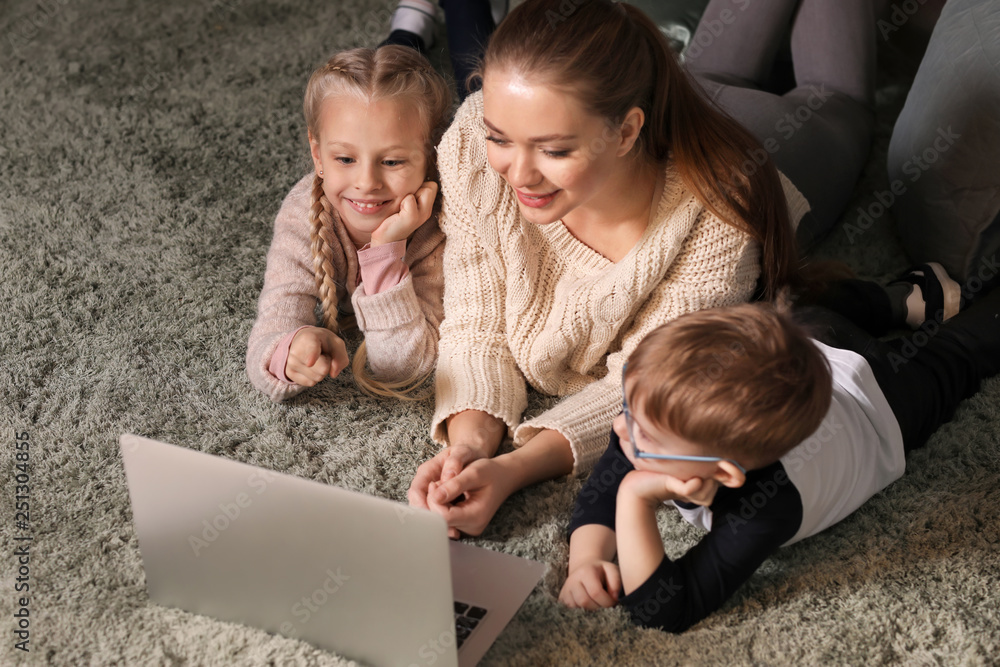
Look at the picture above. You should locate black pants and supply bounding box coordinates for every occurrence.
[439,0,497,100]
[799,283,1000,453]
[685,0,877,250]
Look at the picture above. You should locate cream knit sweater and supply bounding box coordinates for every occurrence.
[431,91,810,473]
[246,173,445,402]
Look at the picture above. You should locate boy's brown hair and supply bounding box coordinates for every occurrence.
[624,304,832,470]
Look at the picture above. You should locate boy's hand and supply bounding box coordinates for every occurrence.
[618,470,719,507]
[370,181,438,246]
[559,560,621,610]
[284,326,349,386]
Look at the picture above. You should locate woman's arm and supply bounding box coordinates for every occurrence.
[429,92,529,443]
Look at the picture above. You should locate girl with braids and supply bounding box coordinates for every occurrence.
[246,46,452,402]
[409,0,878,539]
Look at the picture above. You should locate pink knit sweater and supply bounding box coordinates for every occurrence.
[246,173,446,402]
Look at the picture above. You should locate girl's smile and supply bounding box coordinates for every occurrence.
[309,96,427,247]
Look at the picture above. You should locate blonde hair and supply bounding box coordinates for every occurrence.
[624,303,832,470]
[303,46,452,399]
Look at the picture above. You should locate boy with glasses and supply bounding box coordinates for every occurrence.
[560,285,1000,632]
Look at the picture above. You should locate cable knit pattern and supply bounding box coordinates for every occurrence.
[246,173,445,402]
[432,91,810,473]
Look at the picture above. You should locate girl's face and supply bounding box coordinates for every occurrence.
[309,95,428,247]
[481,69,640,226]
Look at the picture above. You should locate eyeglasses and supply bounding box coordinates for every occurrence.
[620,364,747,475]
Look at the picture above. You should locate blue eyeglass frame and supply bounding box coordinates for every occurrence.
[620,363,747,475]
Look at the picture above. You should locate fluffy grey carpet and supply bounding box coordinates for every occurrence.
[2,0,999,665]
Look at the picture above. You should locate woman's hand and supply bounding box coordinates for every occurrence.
[408,443,488,507]
[370,181,438,246]
[284,326,349,386]
[408,422,574,538]
[423,456,520,538]
[559,559,622,610]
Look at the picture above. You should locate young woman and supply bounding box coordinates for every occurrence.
[409,0,876,538]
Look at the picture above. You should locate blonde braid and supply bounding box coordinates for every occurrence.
[308,173,343,333]
[352,340,433,401]
[301,46,452,401]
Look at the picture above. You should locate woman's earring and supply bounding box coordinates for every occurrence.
[318,169,323,176]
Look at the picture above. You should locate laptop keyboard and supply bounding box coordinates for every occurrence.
[453,601,488,649]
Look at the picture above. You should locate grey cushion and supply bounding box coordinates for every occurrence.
[888,0,1000,281]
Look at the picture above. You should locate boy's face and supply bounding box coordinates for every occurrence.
[616,382,746,488]
[613,410,721,482]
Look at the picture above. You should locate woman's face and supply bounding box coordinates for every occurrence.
[481,69,636,226]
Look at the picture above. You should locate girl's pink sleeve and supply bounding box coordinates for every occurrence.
[267,326,311,383]
[357,241,409,294]
[351,229,445,385]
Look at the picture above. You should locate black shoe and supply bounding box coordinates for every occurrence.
[380,29,427,54]
[891,262,962,328]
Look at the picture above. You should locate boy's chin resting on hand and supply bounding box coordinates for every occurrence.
[617,470,721,508]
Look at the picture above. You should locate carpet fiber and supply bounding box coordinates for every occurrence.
[2,0,999,664]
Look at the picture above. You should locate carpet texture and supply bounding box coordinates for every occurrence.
[2,0,999,665]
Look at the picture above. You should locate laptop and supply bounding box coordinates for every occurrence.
[119,434,545,667]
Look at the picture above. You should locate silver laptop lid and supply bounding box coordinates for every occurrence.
[120,434,458,667]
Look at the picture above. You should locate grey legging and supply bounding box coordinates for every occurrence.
[684,0,877,251]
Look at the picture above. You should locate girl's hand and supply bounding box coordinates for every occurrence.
[559,559,622,610]
[370,181,438,246]
[284,326,349,386]
[618,470,719,508]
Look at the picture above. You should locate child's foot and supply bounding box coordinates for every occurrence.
[380,0,438,53]
[890,262,962,329]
